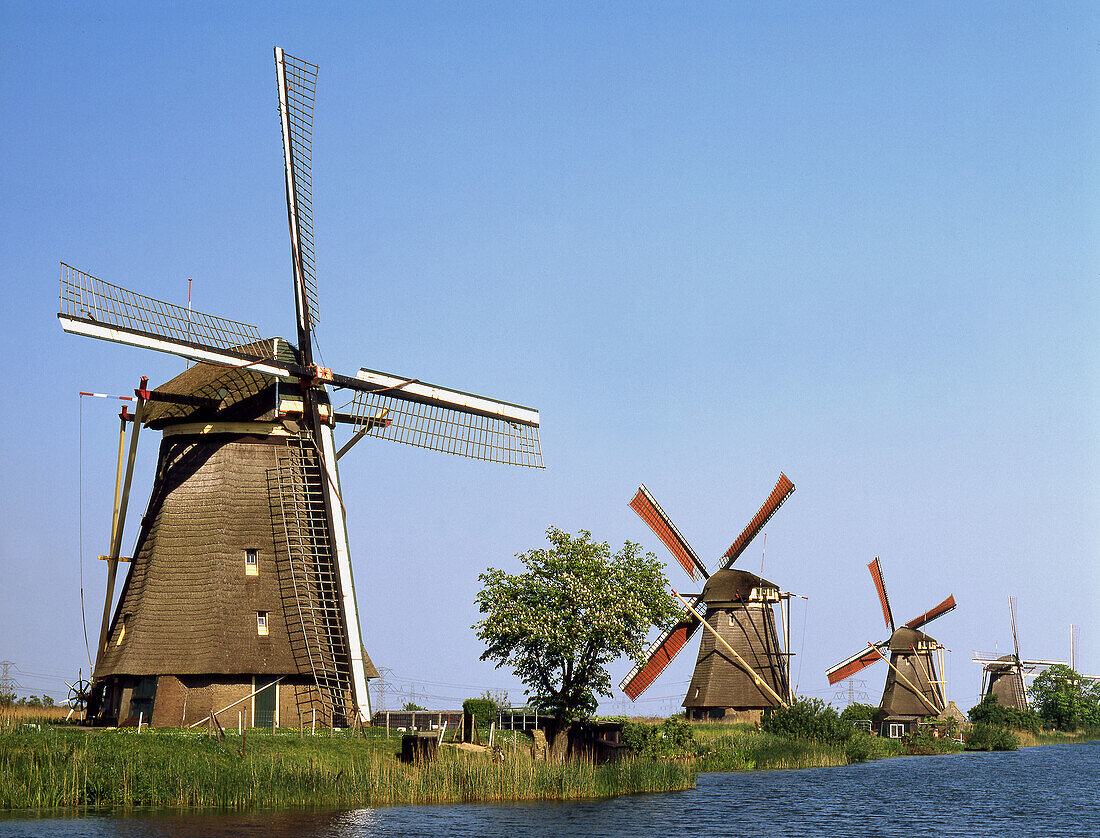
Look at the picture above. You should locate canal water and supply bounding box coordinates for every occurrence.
[2,741,1097,837]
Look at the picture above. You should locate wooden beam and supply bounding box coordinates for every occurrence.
[96,392,145,667]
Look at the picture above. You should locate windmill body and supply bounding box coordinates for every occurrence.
[63,50,542,728]
[620,475,796,723]
[982,657,1027,711]
[875,627,946,725]
[972,597,1065,712]
[826,559,955,738]
[683,569,789,721]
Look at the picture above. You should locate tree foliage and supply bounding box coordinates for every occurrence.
[623,717,696,758]
[1028,664,1100,731]
[474,527,679,727]
[838,703,879,726]
[761,697,852,744]
[967,694,1040,733]
[964,722,1019,751]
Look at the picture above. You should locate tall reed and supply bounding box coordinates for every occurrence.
[0,726,695,810]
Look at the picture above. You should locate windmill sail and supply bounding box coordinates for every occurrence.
[629,485,708,581]
[59,264,266,359]
[275,48,321,355]
[868,557,895,632]
[826,643,888,685]
[903,594,956,630]
[718,473,795,569]
[348,373,543,467]
[620,607,703,700]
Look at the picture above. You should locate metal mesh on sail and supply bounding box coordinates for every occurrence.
[59,263,262,350]
[278,51,320,332]
[348,390,544,468]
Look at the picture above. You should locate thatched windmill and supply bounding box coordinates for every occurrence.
[60,49,542,728]
[972,597,1064,711]
[826,558,955,737]
[620,474,796,722]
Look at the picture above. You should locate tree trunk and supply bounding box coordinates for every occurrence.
[548,716,570,761]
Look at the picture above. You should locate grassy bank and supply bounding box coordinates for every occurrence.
[0,724,694,810]
[685,721,911,771]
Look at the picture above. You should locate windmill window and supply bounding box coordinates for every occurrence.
[245,549,259,576]
[257,611,269,636]
[888,723,905,739]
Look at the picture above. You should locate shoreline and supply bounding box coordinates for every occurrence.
[1,722,1093,814]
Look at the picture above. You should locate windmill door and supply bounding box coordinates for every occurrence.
[254,677,278,728]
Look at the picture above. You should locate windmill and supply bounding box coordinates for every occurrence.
[972,597,1065,711]
[619,474,796,722]
[826,558,955,737]
[60,48,542,729]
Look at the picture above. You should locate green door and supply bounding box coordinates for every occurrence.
[255,678,277,728]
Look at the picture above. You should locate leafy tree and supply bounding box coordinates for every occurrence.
[474,527,679,752]
[401,701,427,712]
[838,703,879,726]
[1028,665,1100,731]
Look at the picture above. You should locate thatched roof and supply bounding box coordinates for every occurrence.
[701,568,778,605]
[142,338,299,429]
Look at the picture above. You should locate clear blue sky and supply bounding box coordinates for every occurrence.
[2,2,1097,714]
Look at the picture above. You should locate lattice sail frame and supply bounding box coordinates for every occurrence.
[349,388,544,468]
[277,50,321,335]
[60,263,263,351]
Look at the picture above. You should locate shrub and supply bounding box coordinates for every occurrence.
[623,717,696,758]
[462,698,497,728]
[401,702,427,712]
[965,723,1019,751]
[968,695,1040,733]
[761,697,851,744]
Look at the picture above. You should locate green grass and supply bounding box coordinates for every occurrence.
[690,723,903,771]
[0,724,695,810]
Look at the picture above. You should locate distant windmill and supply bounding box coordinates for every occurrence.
[60,48,542,728]
[972,597,1065,711]
[620,474,796,722]
[826,558,956,738]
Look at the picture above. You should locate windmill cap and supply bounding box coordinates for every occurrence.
[701,568,779,605]
[888,626,937,652]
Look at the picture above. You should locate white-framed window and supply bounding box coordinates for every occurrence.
[257,611,269,636]
[245,549,259,576]
[888,722,905,739]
